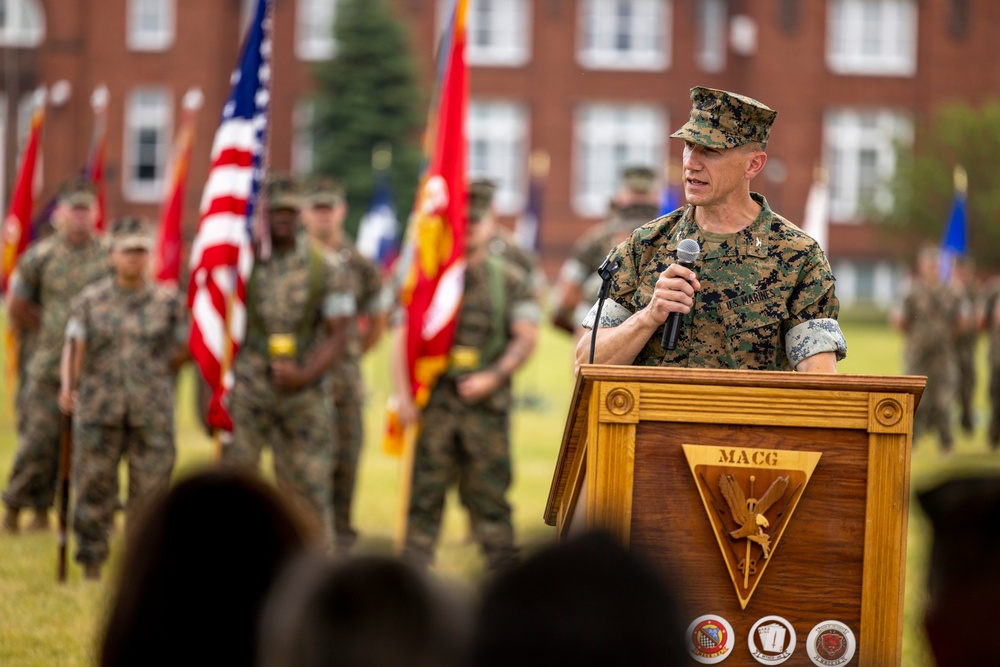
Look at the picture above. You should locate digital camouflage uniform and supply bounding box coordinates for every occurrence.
[65,276,187,566]
[488,226,545,295]
[981,277,1000,448]
[953,280,979,432]
[899,277,961,450]
[559,206,659,328]
[324,240,388,546]
[403,257,540,572]
[3,234,108,512]
[583,193,847,370]
[225,236,355,538]
[554,165,660,332]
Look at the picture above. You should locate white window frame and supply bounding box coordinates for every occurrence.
[577,0,671,71]
[126,0,175,52]
[297,0,337,61]
[468,99,529,215]
[826,0,917,76]
[696,0,726,72]
[0,0,44,47]
[468,0,531,67]
[824,108,912,222]
[123,87,172,203]
[572,103,665,217]
[291,99,315,177]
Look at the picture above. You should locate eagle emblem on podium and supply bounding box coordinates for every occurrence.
[683,444,821,608]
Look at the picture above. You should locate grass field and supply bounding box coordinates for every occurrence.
[2,316,999,665]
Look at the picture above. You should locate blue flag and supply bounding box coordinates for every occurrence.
[939,167,968,283]
[356,170,399,273]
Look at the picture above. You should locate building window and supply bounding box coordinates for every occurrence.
[127,0,174,51]
[124,88,171,202]
[696,0,726,72]
[297,0,338,61]
[0,0,44,47]
[468,100,528,215]
[573,103,664,217]
[468,0,531,66]
[826,0,917,76]
[824,108,911,221]
[291,100,315,177]
[578,0,670,71]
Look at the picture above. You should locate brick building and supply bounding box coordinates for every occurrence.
[3,0,998,306]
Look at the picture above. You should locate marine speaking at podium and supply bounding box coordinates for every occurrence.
[576,86,847,374]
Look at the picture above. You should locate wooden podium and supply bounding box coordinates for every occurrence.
[545,365,924,667]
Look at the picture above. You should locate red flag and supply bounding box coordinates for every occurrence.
[154,88,203,285]
[385,0,468,455]
[187,0,272,432]
[87,85,109,233]
[1,92,44,293]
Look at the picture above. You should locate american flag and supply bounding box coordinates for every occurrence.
[187,0,272,431]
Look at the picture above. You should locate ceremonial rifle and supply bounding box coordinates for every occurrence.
[56,341,76,583]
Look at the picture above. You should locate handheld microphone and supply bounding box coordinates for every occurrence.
[660,238,701,350]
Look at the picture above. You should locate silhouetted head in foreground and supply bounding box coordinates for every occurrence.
[100,467,311,667]
[919,474,1000,667]
[470,531,688,666]
[259,552,472,667]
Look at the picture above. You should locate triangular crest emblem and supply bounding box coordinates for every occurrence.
[683,444,821,609]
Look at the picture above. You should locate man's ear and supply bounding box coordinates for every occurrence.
[745,151,767,181]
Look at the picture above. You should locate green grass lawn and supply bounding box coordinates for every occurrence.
[2,316,998,666]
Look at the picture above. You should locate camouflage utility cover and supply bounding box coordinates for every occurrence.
[671,86,777,149]
[583,193,846,370]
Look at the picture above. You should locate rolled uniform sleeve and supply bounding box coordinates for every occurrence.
[782,244,847,366]
[322,255,357,320]
[558,256,588,286]
[65,294,89,341]
[580,240,639,330]
[509,266,542,326]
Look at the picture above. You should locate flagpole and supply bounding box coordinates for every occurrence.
[88,85,109,233]
[187,0,273,453]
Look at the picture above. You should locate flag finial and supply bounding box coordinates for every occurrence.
[953,164,968,195]
[183,87,205,112]
[90,84,109,111]
[372,143,393,170]
[529,150,550,178]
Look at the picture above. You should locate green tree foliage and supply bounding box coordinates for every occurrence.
[311,0,425,237]
[885,102,1000,269]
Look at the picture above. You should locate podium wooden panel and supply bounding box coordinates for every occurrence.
[544,365,924,667]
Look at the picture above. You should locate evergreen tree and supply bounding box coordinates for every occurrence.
[311,0,424,237]
[885,102,1000,268]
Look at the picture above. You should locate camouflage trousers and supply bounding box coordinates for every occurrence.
[956,340,976,430]
[73,421,176,566]
[3,377,62,510]
[331,388,363,548]
[402,380,517,573]
[225,385,335,544]
[910,360,955,450]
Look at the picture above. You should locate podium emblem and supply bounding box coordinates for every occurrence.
[748,615,797,664]
[806,621,856,666]
[685,614,735,664]
[683,444,821,609]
